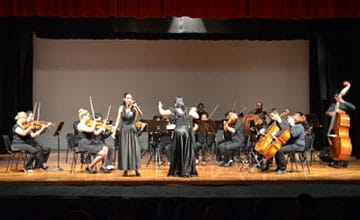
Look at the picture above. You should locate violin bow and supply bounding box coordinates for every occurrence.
[106,105,111,122]
[37,102,41,122]
[208,104,219,119]
[238,106,248,115]
[32,102,38,127]
[89,96,96,120]
[231,100,237,112]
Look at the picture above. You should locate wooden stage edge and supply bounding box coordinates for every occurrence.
[1,150,360,198]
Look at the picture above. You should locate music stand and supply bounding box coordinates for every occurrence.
[146,120,169,166]
[52,121,64,171]
[196,120,218,164]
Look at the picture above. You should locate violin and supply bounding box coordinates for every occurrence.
[23,120,55,130]
[86,120,113,131]
[224,117,236,127]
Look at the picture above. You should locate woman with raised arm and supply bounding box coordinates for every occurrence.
[112,92,143,176]
[158,96,199,177]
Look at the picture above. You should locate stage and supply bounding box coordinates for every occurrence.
[0,150,360,198]
[1,150,360,220]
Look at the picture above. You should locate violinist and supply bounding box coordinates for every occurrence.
[25,111,52,170]
[93,113,115,170]
[216,111,246,167]
[274,113,305,174]
[77,108,111,174]
[260,108,289,172]
[112,92,143,177]
[326,90,356,168]
[11,112,48,172]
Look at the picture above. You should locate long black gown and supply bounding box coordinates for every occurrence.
[117,106,141,170]
[168,107,198,177]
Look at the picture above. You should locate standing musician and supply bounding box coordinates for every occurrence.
[11,111,50,172]
[326,83,356,168]
[274,113,305,174]
[216,111,246,167]
[112,92,143,177]
[259,108,289,172]
[77,108,110,174]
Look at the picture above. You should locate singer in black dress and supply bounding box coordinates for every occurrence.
[113,92,143,176]
[158,96,199,177]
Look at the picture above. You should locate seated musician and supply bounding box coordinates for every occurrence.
[245,101,269,154]
[93,112,115,170]
[76,108,111,174]
[25,111,52,170]
[260,108,289,172]
[11,111,50,172]
[194,112,216,165]
[216,111,246,167]
[274,113,305,174]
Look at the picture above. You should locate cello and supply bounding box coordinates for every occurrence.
[254,111,291,159]
[327,81,352,161]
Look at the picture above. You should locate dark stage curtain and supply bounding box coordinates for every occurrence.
[1,0,360,19]
[0,22,33,153]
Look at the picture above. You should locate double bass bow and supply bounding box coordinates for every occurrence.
[327,81,352,161]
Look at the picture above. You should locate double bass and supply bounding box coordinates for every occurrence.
[327,81,352,161]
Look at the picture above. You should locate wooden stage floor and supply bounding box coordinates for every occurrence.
[1,150,360,199]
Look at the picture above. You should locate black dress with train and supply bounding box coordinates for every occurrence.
[168,107,198,177]
[117,106,141,170]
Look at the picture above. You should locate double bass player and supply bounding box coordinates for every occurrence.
[326,81,356,168]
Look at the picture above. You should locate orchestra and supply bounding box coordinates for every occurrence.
[7,81,355,176]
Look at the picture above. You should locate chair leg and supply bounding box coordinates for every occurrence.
[6,153,15,173]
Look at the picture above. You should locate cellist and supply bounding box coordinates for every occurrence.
[326,86,356,168]
[259,108,289,172]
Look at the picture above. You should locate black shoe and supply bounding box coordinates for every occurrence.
[122,171,128,177]
[86,166,97,174]
[342,161,349,168]
[135,170,141,176]
[99,167,111,173]
[41,165,49,170]
[261,165,269,172]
